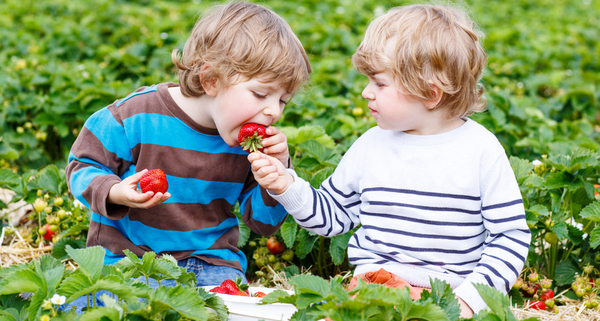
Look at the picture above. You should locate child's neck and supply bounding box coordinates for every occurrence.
[168,86,216,129]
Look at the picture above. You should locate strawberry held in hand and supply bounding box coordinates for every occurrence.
[140,169,169,194]
[238,123,267,153]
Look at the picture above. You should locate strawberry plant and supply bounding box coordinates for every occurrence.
[260,274,536,321]
[0,246,228,320]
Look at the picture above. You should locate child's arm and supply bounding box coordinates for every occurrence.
[454,155,531,313]
[65,107,169,220]
[248,149,361,237]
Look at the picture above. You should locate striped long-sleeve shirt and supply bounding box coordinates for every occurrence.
[270,118,531,313]
[66,83,287,272]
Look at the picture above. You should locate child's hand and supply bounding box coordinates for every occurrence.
[261,126,291,168]
[248,152,294,195]
[458,298,474,318]
[107,169,171,208]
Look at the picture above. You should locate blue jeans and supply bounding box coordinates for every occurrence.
[63,257,246,314]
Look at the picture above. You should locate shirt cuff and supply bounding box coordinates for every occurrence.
[267,169,311,215]
[453,281,489,314]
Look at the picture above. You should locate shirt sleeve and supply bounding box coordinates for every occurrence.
[454,154,531,313]
[237,169,288,236]
[65,106,132,220]
[270,147,362,237]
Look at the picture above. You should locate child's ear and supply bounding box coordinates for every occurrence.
[424,83,443,110]
[199,65,218,96]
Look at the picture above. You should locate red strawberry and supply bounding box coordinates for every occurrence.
[529,300,545,310]
[254,291,267,297]
[540,289,554,301]
[220,279,239,294]
[266,236,285,255]
[209,286,228,294]
[236,291,249,296]
[238,123,267,153]
[140,169,168,194]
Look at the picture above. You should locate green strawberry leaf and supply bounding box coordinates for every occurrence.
[196,287,229,321]
[65,245,105,283]
[51,237,87,261]
[580,201,600,222]
[237,222,251,248]
[508,156,533,185]
[420,278,461,321]
[260,289,297,305]
[295,229,318,259]
[79,306,121,321]
[280,216,298,249]
[0,269,43,295]
[329,232,352,265]
[289,274,330,297]
[148,285,209,321]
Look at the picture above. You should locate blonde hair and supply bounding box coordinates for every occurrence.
[172,1,311,97]
[352,4,487,118]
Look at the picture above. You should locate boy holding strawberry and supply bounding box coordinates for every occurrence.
[65,1,310,308]
[249,4,530,317]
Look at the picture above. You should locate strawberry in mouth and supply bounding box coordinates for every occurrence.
[238,123,268,153]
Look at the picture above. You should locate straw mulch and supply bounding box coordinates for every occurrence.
[0,229,53,268]
[512,296,600,321]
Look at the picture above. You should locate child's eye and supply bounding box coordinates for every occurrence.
[253,92,267,99]
[280,99,289,105]
[376,82,385,87]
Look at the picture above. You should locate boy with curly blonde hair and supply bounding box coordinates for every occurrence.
[67,1,310,300]
[250,4,530,317]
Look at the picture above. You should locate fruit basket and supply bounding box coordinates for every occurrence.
[203,286,296,321]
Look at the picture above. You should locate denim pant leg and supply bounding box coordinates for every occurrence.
[180,257,247,286]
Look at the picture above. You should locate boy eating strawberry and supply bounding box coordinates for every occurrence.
[65,1,310,312]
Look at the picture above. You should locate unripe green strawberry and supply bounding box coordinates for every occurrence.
[34,198,48,213]
[584,264,594,275]
[544,232,558,245]
[540,278,552,289]
[238,123,267,153]
[513,277,523,290]
[54,197,64,206]
[528,272,539,283]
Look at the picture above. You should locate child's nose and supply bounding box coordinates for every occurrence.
[263,100,282,122]
[362,87,375,100]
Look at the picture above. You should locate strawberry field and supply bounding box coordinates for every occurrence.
[1,0,600,320]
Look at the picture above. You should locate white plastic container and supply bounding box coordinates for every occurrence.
[203,286,297,321]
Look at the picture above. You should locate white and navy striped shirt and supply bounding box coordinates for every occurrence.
[271,118,531,313]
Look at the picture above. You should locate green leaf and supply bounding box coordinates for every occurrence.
[526,204,550,217]
[51,237,87,261]
[66,245,105,283]
[149,285,209,321]
[0,269,43,295]
[259,289,296,305]
[509,156,533,185]
[580,201,600,222]
[555,259,580,286]
[280,216,298,249]
[329,232,351,265]
[421,278,461,321]
[28,165,63,196]
[589,225,600,249]
[196,287,228,321]
[59,272,140,304]
[79,306,121,321]
[0,169,20,188]
[237,222,250,248]
[473,283,511,320]
[289,274,330,297]
[295,228,318,259]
